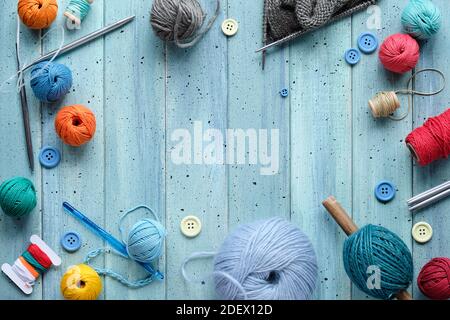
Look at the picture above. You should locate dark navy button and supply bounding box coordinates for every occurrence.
[280,88,289,97]
[357,32,378,54]
[39,146,61,169]
[375,181,396,203]
[344,48,361,65]
[61,231,82,252]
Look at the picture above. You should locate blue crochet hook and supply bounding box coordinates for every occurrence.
[62,201,164,280]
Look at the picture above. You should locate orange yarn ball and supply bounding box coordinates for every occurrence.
[55,105,96,147]
[18,0,58,29]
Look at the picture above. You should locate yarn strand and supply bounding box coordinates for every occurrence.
[84,248,155,288]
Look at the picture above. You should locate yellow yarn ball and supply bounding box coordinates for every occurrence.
[60,264,102,300]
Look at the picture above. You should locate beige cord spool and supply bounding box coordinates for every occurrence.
[368,68,446,121]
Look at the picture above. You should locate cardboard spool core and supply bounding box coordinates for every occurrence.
[407,143,419,162]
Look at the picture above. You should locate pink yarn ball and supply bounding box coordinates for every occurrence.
[379,33,420,74]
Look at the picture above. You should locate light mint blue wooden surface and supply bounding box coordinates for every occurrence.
[0,0,449,300]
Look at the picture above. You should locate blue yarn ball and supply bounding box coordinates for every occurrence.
[213,218,318,300]
[343,225,413,300]
[30,61,73,103]
[125,218,165,263]
[402,0,441,40]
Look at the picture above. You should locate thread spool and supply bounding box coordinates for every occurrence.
[1,235,61,294]
[368,68,445,120]
[150,0,221,48]
[18,0,58,29]
[55,104,96,146]
[30,61,73,103]
[182,218,318,300]
[0,177,36,218]
[322,196,413,300]
[402,0,441,40]
[83,205,165,288]
[379,33,420,74]
[64,0,93,28]
[60,264,102,300]
[406,108,450,166]
[417,257,450,300]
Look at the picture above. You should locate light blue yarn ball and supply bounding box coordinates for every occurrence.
[213,218,318,300]
[30,61,73,103]
[402,0,441,40]
[343,225,413,300]
[126,218,166,263]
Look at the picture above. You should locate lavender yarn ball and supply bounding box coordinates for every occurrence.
[213,218,318,300]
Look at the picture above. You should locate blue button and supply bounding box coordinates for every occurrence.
[39,146,61,169]
[357,32,378,54]
[375,181,396,203]
[61,231,82,252]
[344,48,361,65]
[280,88,289,97]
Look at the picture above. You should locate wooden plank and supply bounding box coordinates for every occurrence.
[411,0,450,300]
[103,1,166,299]
[289,19,352,299]
[0,5,42,300]
[227,0,290,226]
[351,0,413,299]
[41,0,105,299]
[165,2,228,299]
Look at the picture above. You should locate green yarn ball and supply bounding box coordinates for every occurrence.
[0,177,37,217]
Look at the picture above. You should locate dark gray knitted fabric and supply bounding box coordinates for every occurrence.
[264,0,377,45]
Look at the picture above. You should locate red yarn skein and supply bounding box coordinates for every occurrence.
[406,109,450,166]
[417,257,450,300]
[379,33,420,74]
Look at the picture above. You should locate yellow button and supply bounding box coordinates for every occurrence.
[412,222,432,244]
[180,215,202,238]
[221,19,238,36]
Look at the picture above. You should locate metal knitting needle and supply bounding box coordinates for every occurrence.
[407,180,450,207]
[409,187,450,212]
[22,15,135,72]
[16,42,34,171]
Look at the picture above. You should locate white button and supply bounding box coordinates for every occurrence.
[412,222,433,244]
[221,19,238,36]
[180,215,202,238]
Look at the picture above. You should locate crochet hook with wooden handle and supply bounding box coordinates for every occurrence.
[322,196,412,300]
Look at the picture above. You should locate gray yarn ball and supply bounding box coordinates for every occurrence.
[150,0,205,47]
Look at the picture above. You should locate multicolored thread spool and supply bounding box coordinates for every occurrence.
[368,68,445,121]
[1,235,61,295]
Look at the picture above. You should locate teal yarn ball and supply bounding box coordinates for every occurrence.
[125,219,166,263]
[0,177,37,218]
[343,225,413,300]
[30,61,73,103]
[402,0,441,40]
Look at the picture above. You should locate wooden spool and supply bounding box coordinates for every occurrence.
[322,196,412,300]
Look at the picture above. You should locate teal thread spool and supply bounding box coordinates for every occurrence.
[402,0,441,40]
[64,0,94,28]
[0,177,37,218]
